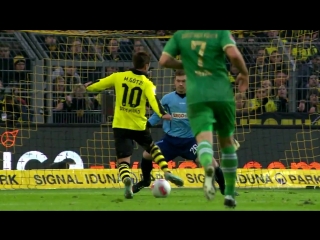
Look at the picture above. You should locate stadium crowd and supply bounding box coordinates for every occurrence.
[0,30,319,124]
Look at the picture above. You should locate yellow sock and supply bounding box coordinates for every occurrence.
[150,144,168,172]
[118,162,131,182]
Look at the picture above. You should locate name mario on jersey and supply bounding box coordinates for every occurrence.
[172,112,188,119]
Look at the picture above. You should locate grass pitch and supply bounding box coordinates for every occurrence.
[0,188,319,211]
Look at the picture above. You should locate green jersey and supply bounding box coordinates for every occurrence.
[162,30,236,104]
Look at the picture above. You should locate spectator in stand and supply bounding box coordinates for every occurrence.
[287,30,316,40]
[55,84,93,114]
[291,33,318,64]
[11,86,33,122]
[261,79,274,97]
[274,85,289,112]
[52,76,70,108]
[0,43,12,84]
[93,42,103,60]
[133,39,145,53]
[299,74,320,101]
[264,30,287,55]
[248,53,268,91]
[52,66,81,92]
[249,87,277,114]
[298,88,320,113]
[54,84,93,123]
[274,70,289,88]
[0,43,11,58]
[156,30,166,36]
[242,34,259,67]
[0,94,21,129]
[104,39,121,61]
[307,74,320,89]
[43,35,60,59]
[8,56,30,93]
[65,38,88,60]
[94,42,103,54]
[266,50,288,79]
[297,54,320,100]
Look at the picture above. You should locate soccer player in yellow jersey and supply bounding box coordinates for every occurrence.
[85,52,184,199]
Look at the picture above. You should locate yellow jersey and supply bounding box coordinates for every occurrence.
[249,98,277,113]
[86,69,166,130]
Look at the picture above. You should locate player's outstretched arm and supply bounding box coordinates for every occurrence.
[85,73,116,92]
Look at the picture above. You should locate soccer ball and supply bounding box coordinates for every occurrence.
[151,179,171,198]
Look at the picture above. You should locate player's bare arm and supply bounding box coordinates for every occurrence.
[159,53,184,69]
[159,33,183,69]
[225,46,249,92]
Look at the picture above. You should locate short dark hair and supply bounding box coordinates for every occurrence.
[174,69,185,77]
[309,88,319,97]
[133,52,150,69]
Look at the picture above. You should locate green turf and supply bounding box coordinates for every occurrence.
[0,188,319,210]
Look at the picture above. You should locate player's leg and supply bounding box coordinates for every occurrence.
[132,150,153,193]
[113,128,135,199]
[193,153,226,195]
[133,137,178,193]
[141,137,177,184]
[213,101,238,208]
[211,158,225,195]
[212,158,240,196]
[179,136,226,194]
[188,103,215,200]
[134,129,184,186]
[179,138,225,193]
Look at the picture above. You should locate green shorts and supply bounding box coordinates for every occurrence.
[188,101,235,138]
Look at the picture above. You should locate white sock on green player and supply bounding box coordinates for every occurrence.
[197,141,213,168]
[220,146,238,197]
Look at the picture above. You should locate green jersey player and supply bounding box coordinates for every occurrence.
[159,30,249,208]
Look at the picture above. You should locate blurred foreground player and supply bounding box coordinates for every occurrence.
[159,30,249,208]
[133,70,240,195]
[85,52,184,199]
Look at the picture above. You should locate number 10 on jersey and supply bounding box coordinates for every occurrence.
[122,83,143,108]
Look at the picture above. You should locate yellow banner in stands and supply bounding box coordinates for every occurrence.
[0,169,319,189]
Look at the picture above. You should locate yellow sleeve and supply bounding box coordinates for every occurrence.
[86,73,116,92]
[145,81,166,117]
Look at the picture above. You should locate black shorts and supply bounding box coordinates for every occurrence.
[113,128,153,159]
